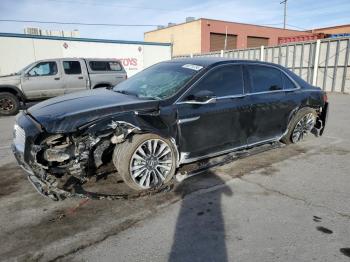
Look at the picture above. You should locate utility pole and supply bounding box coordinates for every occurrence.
[280,0,288,29]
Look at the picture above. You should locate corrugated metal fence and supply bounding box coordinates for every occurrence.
[174,37,350,93]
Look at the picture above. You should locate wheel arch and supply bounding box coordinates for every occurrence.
[92,82,112,89]
[81,113,180,167]
[0,85,26,101]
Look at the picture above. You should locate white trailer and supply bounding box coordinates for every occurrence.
[0,33,172,77]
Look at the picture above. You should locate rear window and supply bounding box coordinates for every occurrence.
[282,73,297,89]
[89,61,122,71]
[247,65,283,93]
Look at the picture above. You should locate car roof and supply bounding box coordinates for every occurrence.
[35,58,122,62]
[167,57,282,68]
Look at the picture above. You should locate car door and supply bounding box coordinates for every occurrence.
[245,64,298,144]
[62,60,88,94]
[21,61,65,99]
[176,64,251,160]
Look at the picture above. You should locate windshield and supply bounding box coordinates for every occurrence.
[113,62,203,100]
[16,62,35,75]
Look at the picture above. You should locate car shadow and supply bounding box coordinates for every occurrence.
[169,170,233,262]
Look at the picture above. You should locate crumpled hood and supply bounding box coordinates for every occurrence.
[27,89,158,133]
[0,74,21,85]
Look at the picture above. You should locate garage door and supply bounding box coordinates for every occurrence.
[210,33,237,51]
[247,36,269,48]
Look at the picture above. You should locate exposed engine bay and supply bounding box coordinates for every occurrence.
[22,121,147,200]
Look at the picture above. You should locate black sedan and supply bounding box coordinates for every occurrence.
[12,58,328,199]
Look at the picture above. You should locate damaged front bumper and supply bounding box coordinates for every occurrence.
[12,144,83,200]
[11,112,143,200]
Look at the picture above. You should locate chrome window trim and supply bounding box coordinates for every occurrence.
[175,62,301,105]
[175,63,245,104]
[245,63,301,94]
[177,116,201,124]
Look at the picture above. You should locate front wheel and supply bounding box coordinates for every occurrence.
[113,134,177,191]
[281,107,317,144]
[0,92,20,116]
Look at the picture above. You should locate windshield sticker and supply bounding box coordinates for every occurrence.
[182,64,203,71]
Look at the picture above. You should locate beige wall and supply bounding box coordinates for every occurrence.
[144,20,202,56]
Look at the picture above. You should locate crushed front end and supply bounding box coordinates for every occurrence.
[12,111,138,200]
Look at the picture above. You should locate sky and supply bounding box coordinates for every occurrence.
[0,0,349,41]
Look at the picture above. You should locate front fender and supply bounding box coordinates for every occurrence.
[81,111,171,139]
[0,85,26,100]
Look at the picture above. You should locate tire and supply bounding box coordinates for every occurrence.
[0,92,20,116]
[281,107,317,144]
[94,85,111,89]
[113,133,177,191]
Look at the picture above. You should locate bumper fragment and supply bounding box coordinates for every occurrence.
[12,144,85,201]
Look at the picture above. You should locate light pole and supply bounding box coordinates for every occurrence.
[280,0,288,29]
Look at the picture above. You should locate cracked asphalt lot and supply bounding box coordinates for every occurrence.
[0,94,349,262]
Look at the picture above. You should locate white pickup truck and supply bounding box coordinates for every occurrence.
[0,58,127,115]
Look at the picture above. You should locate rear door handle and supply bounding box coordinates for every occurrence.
[54,77,60,80]
[78,76,84,79]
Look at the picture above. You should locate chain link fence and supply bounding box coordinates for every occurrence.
[174,37,350,93]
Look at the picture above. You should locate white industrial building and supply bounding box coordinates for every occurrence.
[0,33,172,77]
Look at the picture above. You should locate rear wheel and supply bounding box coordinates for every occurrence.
[281,107,317,144]
[113,134,177,191]
[0,92,20,116]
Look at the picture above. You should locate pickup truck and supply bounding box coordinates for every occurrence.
[0,58,127,115]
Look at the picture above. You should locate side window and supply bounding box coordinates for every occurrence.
[109,62,122,71]
[89,61,122,71]
[247,65,283,93]
[28,62,57,76]
[63,61,82,75]
[89,61,108,71]
[282,73,297,89]
[187,65,244,98]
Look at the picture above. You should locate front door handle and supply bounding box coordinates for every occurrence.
[54,77,60,80]
[78,76,84,80]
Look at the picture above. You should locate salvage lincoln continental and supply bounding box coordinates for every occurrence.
[12,58,328,200]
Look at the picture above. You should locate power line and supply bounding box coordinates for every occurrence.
[0,19,160,27]
[45,0,173,12]
[286,24,309,31]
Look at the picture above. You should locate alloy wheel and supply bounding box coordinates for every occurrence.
[291,113,316,143]
[129,139,173,189]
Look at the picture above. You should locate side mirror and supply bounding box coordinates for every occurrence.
[185,90,217,105]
